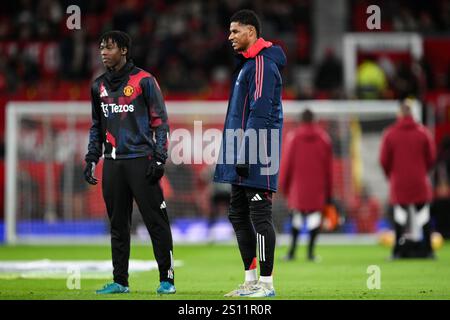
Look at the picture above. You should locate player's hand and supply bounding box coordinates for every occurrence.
[235,163,249,178]
[84,162,98,185]
[147,158,165,183]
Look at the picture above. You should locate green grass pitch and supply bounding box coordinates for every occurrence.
[0,243,449,300]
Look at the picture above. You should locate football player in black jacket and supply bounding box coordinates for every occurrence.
[84,31,175,295]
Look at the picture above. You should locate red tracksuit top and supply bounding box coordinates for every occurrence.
[379,116,436,205]
[279,123,333,212]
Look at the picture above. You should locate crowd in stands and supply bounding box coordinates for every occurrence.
[0,0,311,100]
[352,0,450,34]
[1,0,450,102]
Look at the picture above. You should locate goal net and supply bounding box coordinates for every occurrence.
[4,100,421,244]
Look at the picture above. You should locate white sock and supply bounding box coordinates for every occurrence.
[245,269,258,283]
[259,275,273,285]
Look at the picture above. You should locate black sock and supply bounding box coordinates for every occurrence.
[229,213,257,269]
[248,189,275,277]
[308,227,319,259]
[393,222,405,257]
[422,222,434,256]
[288,226,299,258]
[229,185,257,270]
[254,221,276,276]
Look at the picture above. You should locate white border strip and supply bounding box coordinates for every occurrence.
[5,100,420,118]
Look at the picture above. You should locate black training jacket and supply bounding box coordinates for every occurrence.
[85,61,169,164]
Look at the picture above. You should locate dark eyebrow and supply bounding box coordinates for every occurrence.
[100,41,114,48]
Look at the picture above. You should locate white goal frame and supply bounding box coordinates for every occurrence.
[343,33,423,96]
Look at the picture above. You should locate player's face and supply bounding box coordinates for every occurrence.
[229,22,253,52]
[99,39,126,69]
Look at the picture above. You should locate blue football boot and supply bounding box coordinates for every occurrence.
[95,282,130,294]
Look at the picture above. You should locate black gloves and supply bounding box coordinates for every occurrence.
[146,158,165,183]
[235,163,250,178]
[84,162,98,185]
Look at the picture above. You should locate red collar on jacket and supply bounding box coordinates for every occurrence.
[241,38,273,58]
[398,115,415,124]
[400,115,414,121]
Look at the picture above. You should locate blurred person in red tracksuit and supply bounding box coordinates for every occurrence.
[279,109,333,261]
[380,98,436,259]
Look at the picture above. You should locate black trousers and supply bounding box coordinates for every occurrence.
[228,184,276,277]
[102,157,174,286]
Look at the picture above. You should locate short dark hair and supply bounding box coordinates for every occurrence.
[99,30,132,58]
[230,9,261,38]
[301,109,314,123]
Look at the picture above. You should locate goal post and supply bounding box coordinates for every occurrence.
[4,99,422,244]
[343,32,423,97]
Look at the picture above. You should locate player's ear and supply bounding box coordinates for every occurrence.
[121,47,128,57]
[248,26,256,38]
